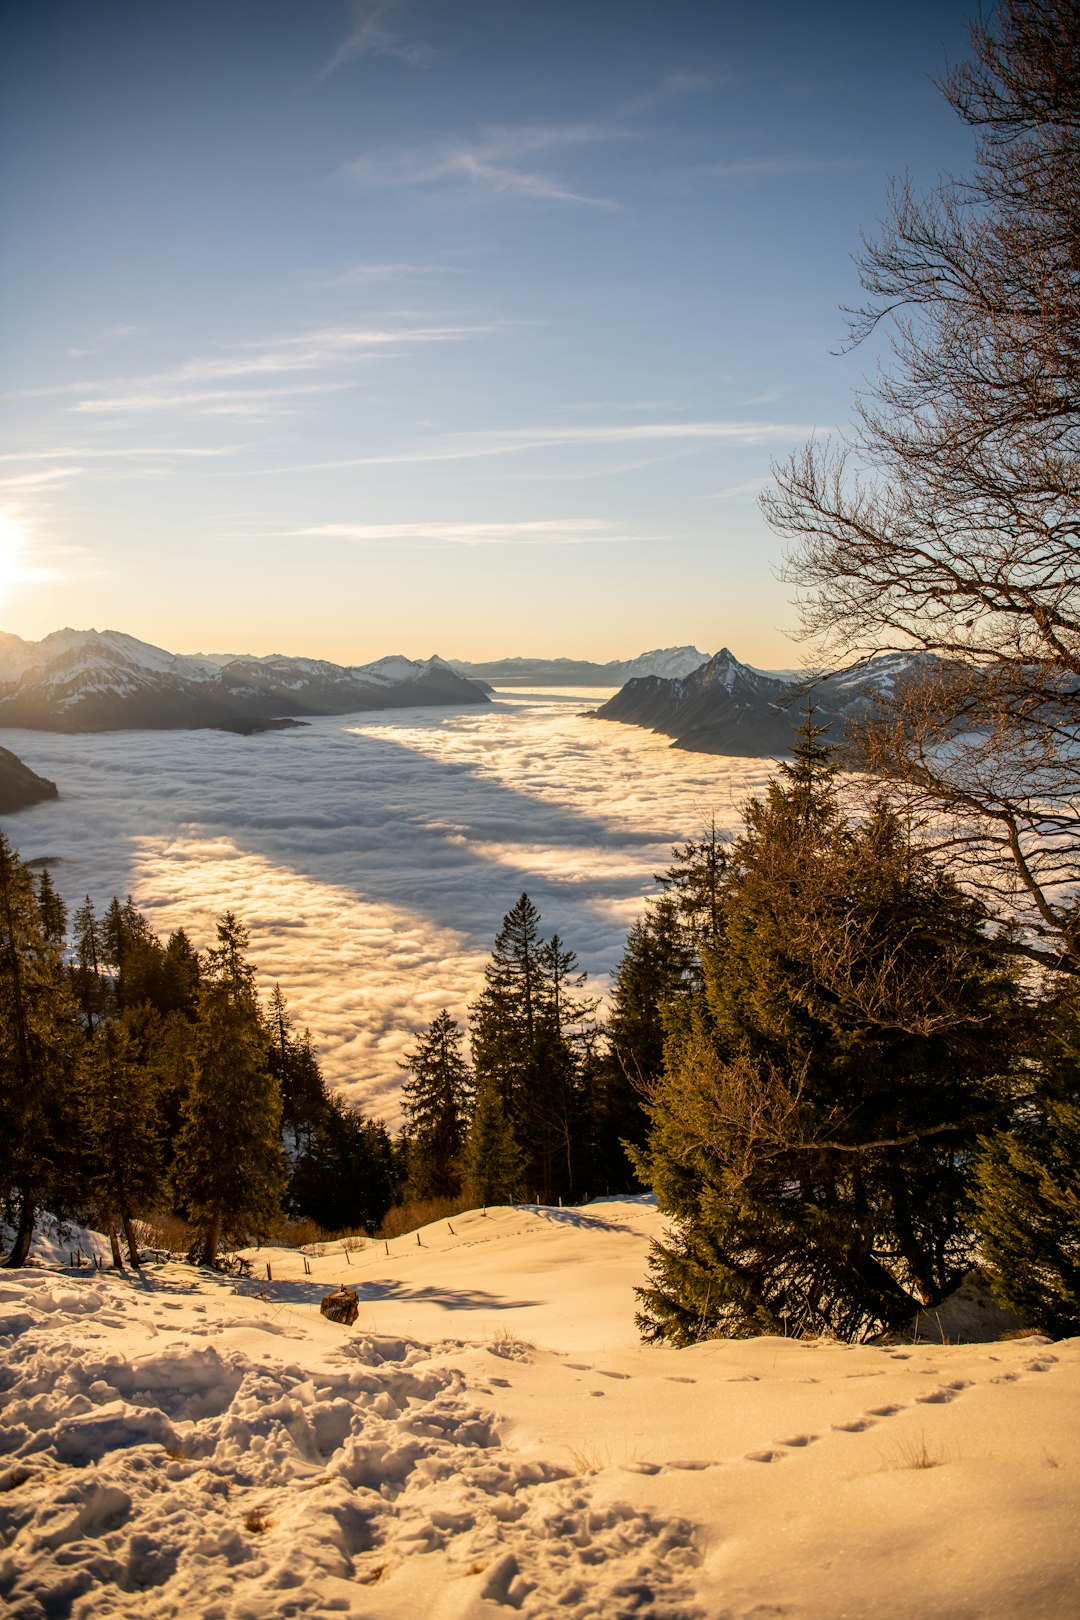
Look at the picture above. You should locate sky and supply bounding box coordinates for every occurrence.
[1,0,977,667]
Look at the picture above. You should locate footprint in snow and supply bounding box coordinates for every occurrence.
[915,1379,972,1405]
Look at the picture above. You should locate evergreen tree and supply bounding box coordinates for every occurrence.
[463,1079,525,1207]
[0,834,82,1267]
[171,913,285,1266]
[974,1103,1080,1336]
[36,868,67,946]
[637,720,1023,1342]
[594,896,697,1191]
[401,1010,474,1200]
[974,981,1080,1336]
[288,1097,400,1232]
[470,896,596,1202]
[71,896,111,1034]
[82,1018,162,1268]
[266,984,326,1155]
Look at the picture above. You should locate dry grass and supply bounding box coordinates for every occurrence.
[132,1213,195,1255]
[378,1195,475,1240]
[878,1430,945,1471]
[243,1509,271,1534]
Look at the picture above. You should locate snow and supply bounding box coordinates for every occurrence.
[2,1197,1078,1618]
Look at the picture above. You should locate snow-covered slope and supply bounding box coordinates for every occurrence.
[1,1199,1076,1619]
[0,629,489,732]
[592,648,936,758]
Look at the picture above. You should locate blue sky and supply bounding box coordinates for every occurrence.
[1,0,975,664]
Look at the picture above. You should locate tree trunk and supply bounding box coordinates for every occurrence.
[200,1209,222,1269]
[107,1217,125,1270]
[120,1206,142,1270]
[2,1195,35,1268]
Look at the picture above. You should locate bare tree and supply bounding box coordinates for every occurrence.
[762,0,1080,969]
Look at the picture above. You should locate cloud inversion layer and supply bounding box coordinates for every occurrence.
[4,690,774,1119]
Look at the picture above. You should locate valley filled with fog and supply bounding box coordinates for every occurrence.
[1,688,775,1119]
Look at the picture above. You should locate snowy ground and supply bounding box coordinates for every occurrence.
[2,1198,1078,1619]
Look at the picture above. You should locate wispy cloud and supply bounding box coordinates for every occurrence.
[342,123,630,208]
[286,518,635,547]
[0,445,243,463]
[43,321,487,420]
[305,260,464,288]
[253,418,819,475]
[0,466,85,491]
[320,0,435,78]
[71,381,354,421]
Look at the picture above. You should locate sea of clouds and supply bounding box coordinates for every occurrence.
[1,690,775,1119]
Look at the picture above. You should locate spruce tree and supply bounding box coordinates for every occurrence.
[595,896,697,1190]
[0,835,82,1267]
[82,1018,162,1268]
[463,1079,525,1207]
[974,982,1080,1336]
[36,869,67,946]
[637,719,1023,1342]
[71,896,111,1034]
[172,913,285,1266]
[401,1010,474,1200]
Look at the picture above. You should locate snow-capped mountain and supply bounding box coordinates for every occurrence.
[591,647,932,757]
[0,629,488,732]
[447,646,710,686]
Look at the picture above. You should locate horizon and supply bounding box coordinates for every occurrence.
[2,0,974,664]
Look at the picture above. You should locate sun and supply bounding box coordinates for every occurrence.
[0,508,48,601]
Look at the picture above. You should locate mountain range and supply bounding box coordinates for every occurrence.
[0,629,489,733]
[591,647,923,757]
[447,647,710,685]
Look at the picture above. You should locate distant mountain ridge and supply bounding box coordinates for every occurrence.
[591,647,930,757]
[0,629,489,733]
[448,647,710,686]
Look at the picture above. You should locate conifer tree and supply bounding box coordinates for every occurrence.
[595,896,698,1190]
[82,1018,162,1268]
[463,1078,525,1207]
[36,869,67,946]
[637,719,1023,1342]
[401,1010,474,1200]
[974,981,1080,1336]
[172,913,285,1266]
[0,835,82,1267]
[266,984,326,1154]
[71,897,111,1034]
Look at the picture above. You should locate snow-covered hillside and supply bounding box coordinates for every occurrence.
[0,629,488,732]
[2,1199,1076,1619]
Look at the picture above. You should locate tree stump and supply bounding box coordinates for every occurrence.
[320,1286,359,1326]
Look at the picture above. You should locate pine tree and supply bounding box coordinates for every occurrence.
[82,1018,163,1268]
[463,1079,525,1207]
[595,895,697,1191]
[401,1010,474,1200]
[974,981,1080,1336]
[36,869,67,946]
[0,835,82,1267]
[637,719,1023,1342]
[171,913,285,1266]
[71,896,111,1034]
[470,896,595,1202]
[266,984,326,1155]
[288,1096,400,1233]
